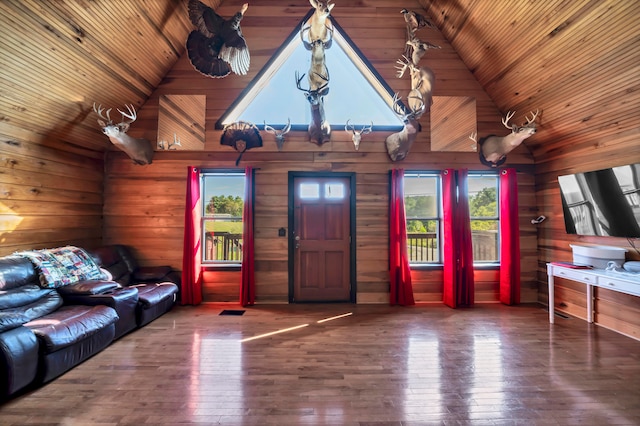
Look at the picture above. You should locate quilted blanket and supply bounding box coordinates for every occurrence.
[16,246,104,289]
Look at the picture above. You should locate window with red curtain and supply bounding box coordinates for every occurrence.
[201,172,245,264]
[468,174,500,264]
[389,169,415,306]
[441,169,474,308]
[499,168,520,305]
[404,172,442,264]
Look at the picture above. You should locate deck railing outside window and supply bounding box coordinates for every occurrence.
[407,230,498,263]
[470,230,498,262]
[204,232,243,262]
[204,231,496,263]
[406,232,438,262]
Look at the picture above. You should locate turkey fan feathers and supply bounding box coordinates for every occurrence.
[186,0,250,78]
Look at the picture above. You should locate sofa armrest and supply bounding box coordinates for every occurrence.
[0,313,30,333]
[57,287,139,339]
[0,323,39,399]
[132,266,173,282]
[56,280,120,296]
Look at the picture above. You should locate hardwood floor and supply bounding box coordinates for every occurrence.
[2,303,640,425]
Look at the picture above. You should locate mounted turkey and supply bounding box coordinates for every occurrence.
[186,1,250,78]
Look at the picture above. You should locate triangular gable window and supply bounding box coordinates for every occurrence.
[217,12,404,131]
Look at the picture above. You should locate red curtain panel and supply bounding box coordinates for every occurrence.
[456,169,475,307]
[181,166,203,305]
[442,169,475,308]
[241,167,255,306]
[499,168,521,305]
[389,169,415,306]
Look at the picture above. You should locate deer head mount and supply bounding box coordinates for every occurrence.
[264,119,291,151]
[300,22,333,51]
[93,103,154,165]
[345,120,373,151]
[157,133,182,150]
[300,23,332,94]
[396,55,435,112]
[308,0,334,42]
[296,71,331,146]
[470,109,539,167]
[405,37,440,65]
[385,92,425,162]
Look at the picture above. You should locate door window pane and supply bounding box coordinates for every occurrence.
[325,182,345,199]
[300,183,320,199]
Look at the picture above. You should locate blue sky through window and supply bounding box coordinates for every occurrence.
[203,174,245,203]
[219,18,404,130]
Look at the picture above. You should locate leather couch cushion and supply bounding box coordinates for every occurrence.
[113,245,139,273]
[0,284,52,310]
[2,290,63,321]
[0,312,30,332]
[25,305,118,353]
[90,246,131,285]
[90,246,121,269]
[57,280,120,296]
[134,283,178,308]
[0,256,38,291]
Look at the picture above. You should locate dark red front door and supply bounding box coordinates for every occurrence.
[293,176,351,302]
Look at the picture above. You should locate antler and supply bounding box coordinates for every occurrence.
[524,109,539,126]
[406,90,426,119]
[345,120,373,134]
[391,93,406,116]
[501,110,516,130]
[93,103,113,124]
[281,119,292,134]
[264,119,291,136]
[300,24,313,50]
[295,71,307,92]
[295,71,329,103]
[117,104,138,125]
[395,56,410,79]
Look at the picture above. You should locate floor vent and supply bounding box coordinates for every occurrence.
[219,310,246,316]
[553,311,570,319]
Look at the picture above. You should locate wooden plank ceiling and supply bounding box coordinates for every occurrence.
[0,0,637,165]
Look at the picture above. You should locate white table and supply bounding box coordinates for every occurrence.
[546,263,640,324]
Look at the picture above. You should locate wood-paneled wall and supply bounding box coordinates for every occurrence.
[0,0,192,256]
[421,0,640,338]
[104,1,537,305]
[0,121,104,255]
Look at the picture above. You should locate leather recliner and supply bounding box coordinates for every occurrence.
[0,256,118,399]
[90,245,180,327]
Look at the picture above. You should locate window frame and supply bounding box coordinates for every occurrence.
[467,171,500,266]
[404,172,443,267]
[200,170,246,267]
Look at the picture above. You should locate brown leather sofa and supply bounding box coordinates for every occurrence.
[89,245,180,326]
[0,245,179,402]
[0,256,119,400]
